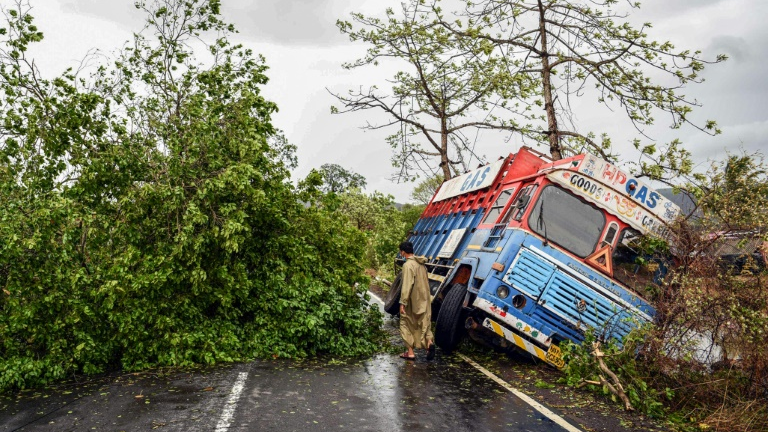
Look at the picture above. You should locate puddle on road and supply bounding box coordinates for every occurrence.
[239,339,557,431]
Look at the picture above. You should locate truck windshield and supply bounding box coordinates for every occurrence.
[528,185,605,258]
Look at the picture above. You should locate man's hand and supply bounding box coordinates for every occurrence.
[400,304,406,315]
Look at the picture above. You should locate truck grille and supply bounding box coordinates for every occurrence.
[504,248,641,343]
[503,248,554,297]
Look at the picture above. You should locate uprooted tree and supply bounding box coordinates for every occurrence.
[0,0,382,392]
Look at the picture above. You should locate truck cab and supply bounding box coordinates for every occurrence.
[386,148,680,368]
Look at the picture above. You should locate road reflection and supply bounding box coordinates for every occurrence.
[362,352,562,432]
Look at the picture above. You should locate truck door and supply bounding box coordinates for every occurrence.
[483,183,538,249]
[480,187,516,250]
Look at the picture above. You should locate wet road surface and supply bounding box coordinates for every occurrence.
[1,365,237,431]
[232,353,570,432]
[1,352,576,432]
[1,292,587,431]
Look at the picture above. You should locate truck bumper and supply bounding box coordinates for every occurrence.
[473,297,565,369]
[480,317,565,369]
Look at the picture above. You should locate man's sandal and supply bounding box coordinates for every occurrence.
[399,352,416,360]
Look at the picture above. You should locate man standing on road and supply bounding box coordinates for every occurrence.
[398,241,435,361]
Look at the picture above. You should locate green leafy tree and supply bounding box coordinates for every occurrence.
[410,174,443,205]
[0,0,382,392]
[434,0,724,160]
[336,189,412,272]
[338,189,394,231]
[400,203,426,229]
[332,0,532,181]
[700,154,768,231]
[318,163,367,194]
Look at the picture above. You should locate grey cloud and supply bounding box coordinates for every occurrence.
[224,0,352,47]
[694,121,768,162]
[694,28,768,125]
[708,35,750,63]
[638,0,725,17]
[671,116,768,164]
[60,0,355,47]
[60,1,142,28]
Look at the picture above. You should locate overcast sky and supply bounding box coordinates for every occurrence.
[24,0,768,202]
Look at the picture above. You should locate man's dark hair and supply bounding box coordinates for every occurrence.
[399,241,414,254]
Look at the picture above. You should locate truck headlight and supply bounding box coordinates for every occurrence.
[496,285,510,299]
[512,294,526,309]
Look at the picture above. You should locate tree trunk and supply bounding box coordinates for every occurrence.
[537,0,562,161]
[440,116,452,180]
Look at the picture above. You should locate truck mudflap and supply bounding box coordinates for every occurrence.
[481,317,566,369]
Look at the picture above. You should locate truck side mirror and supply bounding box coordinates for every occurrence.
[514,194,530,209]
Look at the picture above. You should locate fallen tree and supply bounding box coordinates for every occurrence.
[0,0,383,392]
[576,342,634,412]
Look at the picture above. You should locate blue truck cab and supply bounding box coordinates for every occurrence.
[384,148,680,368]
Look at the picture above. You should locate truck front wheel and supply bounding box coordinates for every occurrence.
[435,283,467,352]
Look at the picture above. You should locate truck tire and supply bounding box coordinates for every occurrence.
[435,283,467,353]
[383,272,403,316]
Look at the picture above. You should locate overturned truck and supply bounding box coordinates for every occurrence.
[385,147,680,368]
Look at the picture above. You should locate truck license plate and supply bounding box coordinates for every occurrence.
[545,344,565,369]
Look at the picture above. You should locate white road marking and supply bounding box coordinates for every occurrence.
[458,354,583,432]
[368,290,385,306]
[214,372,249,432]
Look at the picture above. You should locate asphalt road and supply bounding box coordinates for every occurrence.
[1,352,581,432]
[0,293,591,432]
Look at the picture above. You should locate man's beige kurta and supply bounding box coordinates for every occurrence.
[399,256,433,349]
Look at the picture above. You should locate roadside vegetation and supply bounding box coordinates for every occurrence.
[314,168,424,279]
[0,0,383,392]
[561,155,768,431]
[331,0,766,430]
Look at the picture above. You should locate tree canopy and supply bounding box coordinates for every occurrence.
[436,0,724,160]
[0,0,382,392]
[318,163,367,194]
[334,0,724,178]
[332,1,531,181]
[410,174,443,205]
